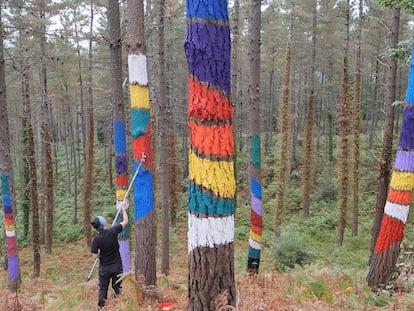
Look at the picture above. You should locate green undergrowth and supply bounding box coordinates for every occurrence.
[2,139,414,309]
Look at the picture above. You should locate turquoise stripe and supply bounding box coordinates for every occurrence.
[248,247,260,259]
[1,174,9,194]
[251,134,261,169]
[188,182,235,216]
[131,109,150,138]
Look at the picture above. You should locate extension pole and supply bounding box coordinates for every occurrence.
[86,154,146,281]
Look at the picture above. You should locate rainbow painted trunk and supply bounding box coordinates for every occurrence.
[368,47,414,286]
[113,119,130,272]
[248,134,262,271]
[128,54,154,224]
[1,174,19,283]
[185,0,236,306]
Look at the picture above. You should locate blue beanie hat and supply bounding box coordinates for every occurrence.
[96,216,105,231]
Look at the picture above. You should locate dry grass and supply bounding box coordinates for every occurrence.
[0,239,414,311]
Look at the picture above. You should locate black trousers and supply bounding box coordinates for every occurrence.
[98,262,123,307]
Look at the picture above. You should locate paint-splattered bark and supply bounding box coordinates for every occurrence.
[185,1,236,309]
[367,47,414,289]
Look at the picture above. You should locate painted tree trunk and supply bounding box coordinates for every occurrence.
[108,0,130,273]
[127,0,156,286]
[367,46,414,289]
[247,0,262,274]
[0,1,20,288]
[369,6,400,256]
[185,0,236,309]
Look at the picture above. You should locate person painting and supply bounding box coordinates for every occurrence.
[90,202,128,309]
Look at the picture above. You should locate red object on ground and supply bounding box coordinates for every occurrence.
[159,302,173,310]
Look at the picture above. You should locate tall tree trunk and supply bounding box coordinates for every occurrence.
[39,2,55,254]
[247,0,262,274]
[0,0,20,289]
[185,0,236,308]
[369,6,400,257]
[82,2,95,247]
[275,1,294,239]
[351,0,363,236]
[232,0,240,171]
[22,58,41,277]
[127,0,157,286]
[108,0,131,273]
[302,0,317,217]
[369,57,380,150]
[20,37,30,240]
[367,7,403,290]
[367,46,414,289]
[158,0,170,276]
[336,0,351,247]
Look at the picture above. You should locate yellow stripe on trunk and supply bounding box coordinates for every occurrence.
[189,150,235,199]
[130,84,150,109]
[390,171,414,191]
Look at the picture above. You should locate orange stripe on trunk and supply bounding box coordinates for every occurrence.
[375,215,405,252]
[387,188,412,205]
[189,120,234,157]
[188,77,233,121]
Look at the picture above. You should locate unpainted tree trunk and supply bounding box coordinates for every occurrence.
[275,1,294,239]
[39,4,55,254]
[82,3,95,247]
[336,0,351,247]
[302,0,317,217]
[22,58,41,277]
[158,0,170,276]
[351,0,363,237]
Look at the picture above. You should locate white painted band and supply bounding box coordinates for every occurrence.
[384,201,410,224]
[128,54,148,85]
[248,238,261,250]
[6,230,15,237]
[188,212,234,253]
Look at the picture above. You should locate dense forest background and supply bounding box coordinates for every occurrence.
[1,0,414,310]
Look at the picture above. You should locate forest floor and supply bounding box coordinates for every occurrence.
[1,238,414,310]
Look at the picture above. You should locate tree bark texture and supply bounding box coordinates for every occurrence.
[158,0,170,276]
[367,45,414,289]
[336,0,351,247]
[0,0,20,289]
[247,0,262,274]
[82,3,95,247]
[351,0,363,237]
[369,6,400,257]
[127,0,157,286]
[39,4,55,254]
[275,1,294,239]
[185,0,236,309]
[21,57,40,277]
[108,0,131,273]
[302,0,317,217]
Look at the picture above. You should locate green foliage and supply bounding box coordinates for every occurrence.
[272,226,314,272]
[306,279,333,302]
[377,0,414,11]
[367,292,391,307]
[314,164,337,203]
